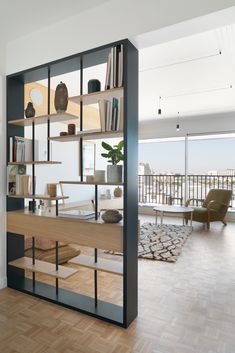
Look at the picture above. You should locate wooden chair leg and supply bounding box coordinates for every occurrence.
[222,221,227,226]
[207,221,210,230]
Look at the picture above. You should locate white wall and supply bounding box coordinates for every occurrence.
[139,111,235,140]
[6,0,235,74]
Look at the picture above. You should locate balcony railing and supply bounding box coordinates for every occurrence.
[138,174,235,208]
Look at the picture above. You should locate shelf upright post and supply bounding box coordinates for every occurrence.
[79,56,83,181]
[47,66,51,161]
[94,184,98,307]
[32,120,36,288]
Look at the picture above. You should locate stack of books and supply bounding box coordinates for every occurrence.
[9,136,49,163]
[7,165,33,196]
[105,44,123,90]
[98,96,123,132]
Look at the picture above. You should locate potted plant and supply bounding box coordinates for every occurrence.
[101,140,124,183]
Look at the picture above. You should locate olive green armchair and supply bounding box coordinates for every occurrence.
[185,189,232,229]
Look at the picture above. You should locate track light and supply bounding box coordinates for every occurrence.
[158,96,161,115]
[176,112,180,131]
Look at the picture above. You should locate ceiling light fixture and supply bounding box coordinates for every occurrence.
[158,96,162,115]
[176,112,180,132]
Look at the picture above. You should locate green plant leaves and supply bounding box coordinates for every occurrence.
[101,140,124,165]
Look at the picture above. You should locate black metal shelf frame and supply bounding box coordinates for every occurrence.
[6,39,138,328]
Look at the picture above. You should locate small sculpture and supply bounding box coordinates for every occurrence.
[114,186,122,198]
[68,123,76,135]
[25,102,35,118]
[54,81,68,113]
[102,209,122,223]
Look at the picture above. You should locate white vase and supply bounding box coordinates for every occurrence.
[107,165,123,183]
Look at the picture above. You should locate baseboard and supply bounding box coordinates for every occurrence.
[0,276,7,289]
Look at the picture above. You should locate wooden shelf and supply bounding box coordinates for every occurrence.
[49,130,123,142]
[8,161,61,165]
[7,194,69,201]
[69,87,123,105]
[60,181,123,186]
[8,257,78,279]
[69,254,123,276]
[8,113,79,127]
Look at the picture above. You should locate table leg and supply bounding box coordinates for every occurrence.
[155,211,158,224]
[182,214,184,226]
[190,211,193,227]
[161,211,163,225]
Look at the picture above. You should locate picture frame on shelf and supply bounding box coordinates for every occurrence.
[81,141,96,176]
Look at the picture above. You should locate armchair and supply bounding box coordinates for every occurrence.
[185,189,232,229]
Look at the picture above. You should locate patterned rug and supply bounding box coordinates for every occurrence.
[139,223,192,262]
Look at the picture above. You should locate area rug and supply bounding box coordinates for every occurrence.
[138,223,192,262]
[106,223,192,262]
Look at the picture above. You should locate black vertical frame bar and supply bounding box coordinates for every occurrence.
[47,66,51,161]
[7,77,25,284]
[123,40,138,327]
[55,200,59,294]
[94,185,98,307]
[80,56,83,181]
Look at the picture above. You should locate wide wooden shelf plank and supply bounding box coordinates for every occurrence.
[69,87,123,105]
[7,194,69,201]
[69,254,123,276]
[8,257,78,279]
[8,113,79,126]
[49,130,123,142]
[7,210,123,252]
[60,181,123,186]
[8,161,61,165]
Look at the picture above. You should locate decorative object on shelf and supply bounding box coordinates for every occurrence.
[82,141,96,176]
[101,140,124,183]
[106,189,111,199]
[60,131,68,136]
[114,186,122,198]
[25,102,35,118]
[86,175,94,183]
[88,79,101,93]
[47,183,57,197]
[68,123,76,135]
[54,81,68,113]
[28,200,36,212]
[102,209,122,223]
[94,170,106,183]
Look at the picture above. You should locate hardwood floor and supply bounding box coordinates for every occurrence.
[1,216,235,353]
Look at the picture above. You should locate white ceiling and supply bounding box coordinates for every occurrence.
[139,24,235,121]
[0,0,108,43]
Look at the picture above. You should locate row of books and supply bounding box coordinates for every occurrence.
[105,44,123,90]
[98,96,123,132]
[7,165,33,196]
[9,136,49,163]
[59,209,96,220]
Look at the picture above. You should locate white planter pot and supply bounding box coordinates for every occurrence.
[107,165,123,183]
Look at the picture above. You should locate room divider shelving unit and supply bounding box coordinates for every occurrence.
[6,39,138,327]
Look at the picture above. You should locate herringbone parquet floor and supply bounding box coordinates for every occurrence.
[1,216,235,353]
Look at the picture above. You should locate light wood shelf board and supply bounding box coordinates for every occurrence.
[69,87,123,105]
[8,257,78,279]
[69,254,123,276]
[7,210,123,252]
[8,113,79,127]
[49,130,123,142]
[60,181,123,186]
[7,194,69,201]
[8,161,61,165]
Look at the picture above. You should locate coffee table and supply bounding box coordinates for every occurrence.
[153,205,194,226]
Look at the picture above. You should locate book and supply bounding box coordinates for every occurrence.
[105,45,124,90]
[105,53,111,90]
[98,100,106,132]
[117,97,124,131]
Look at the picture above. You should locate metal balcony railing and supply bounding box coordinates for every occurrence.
[138,174,235,208]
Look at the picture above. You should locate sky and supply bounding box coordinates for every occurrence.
[139,137,235,174]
